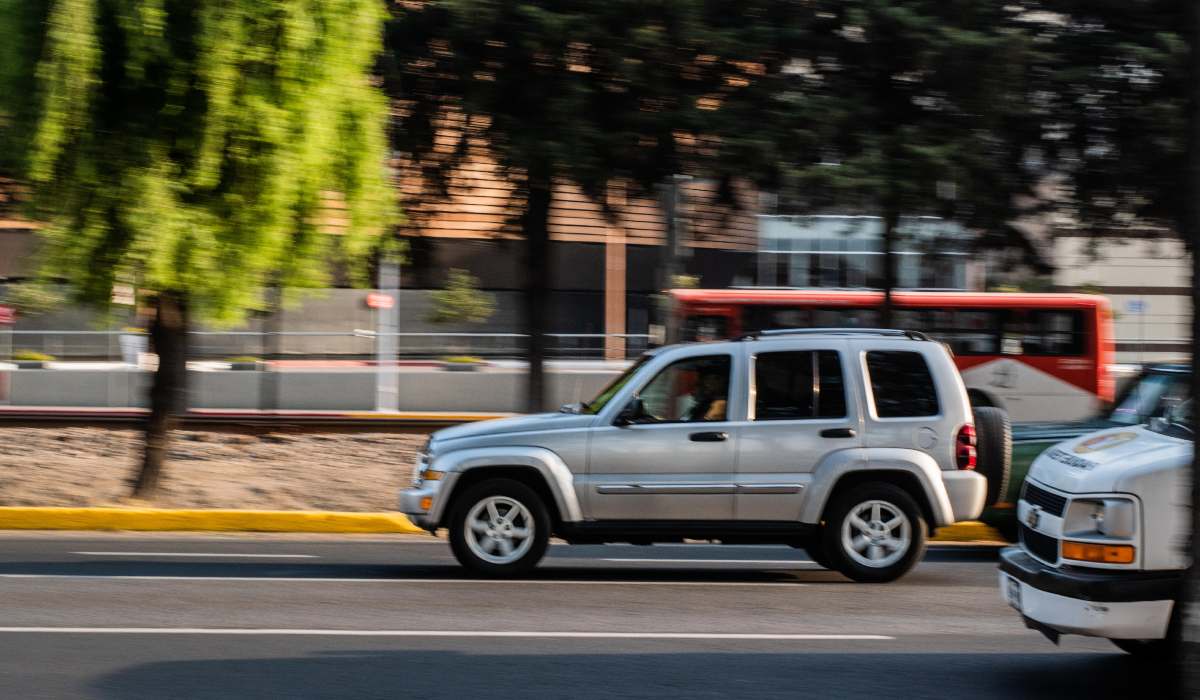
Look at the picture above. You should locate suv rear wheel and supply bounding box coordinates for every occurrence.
[821,482,928,583]
[448,478,551,577]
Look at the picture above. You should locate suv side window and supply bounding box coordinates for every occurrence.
[865,350,939,417]
[636,355,732,423]
[755,350,847,420]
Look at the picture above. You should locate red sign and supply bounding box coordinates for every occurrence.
[366,292,394,310]
[0,305,13,325]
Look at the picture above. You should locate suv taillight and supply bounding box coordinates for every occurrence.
[956,424,977,470]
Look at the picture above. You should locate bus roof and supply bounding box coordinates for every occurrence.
[669,288,1109,310]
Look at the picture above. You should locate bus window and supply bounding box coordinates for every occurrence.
[894,309,1000,355]
[1001,310,1084,356]
[682,315,730,342]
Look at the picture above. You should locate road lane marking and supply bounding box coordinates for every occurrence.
[602,558,814,565]
[0,574,805,587]
[0,627,889,640]
[72,552,318,559]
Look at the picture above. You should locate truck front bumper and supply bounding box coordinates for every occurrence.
[998,546,1181,641]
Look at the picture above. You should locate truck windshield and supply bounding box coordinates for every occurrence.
[1147,399,1193,440]
[1110,372,1189,425]
[583,356,651,414]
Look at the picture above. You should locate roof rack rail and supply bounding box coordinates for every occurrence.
[738,328,930,341]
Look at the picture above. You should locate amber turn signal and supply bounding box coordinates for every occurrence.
[1062,540,1135,564]
[420,496,433,511]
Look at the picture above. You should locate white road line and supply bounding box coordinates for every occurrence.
[0,627,890,640]
[72,552,318,559]
[0,574,805,587]
[602,558,814,565]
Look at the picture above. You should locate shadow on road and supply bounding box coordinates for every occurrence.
[88,649,1174,700]
[0,559,839,583]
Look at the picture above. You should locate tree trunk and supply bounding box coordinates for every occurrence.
[131,291,189,498]
[1181,0,1200,690]
[523,170,552,413]
[880,206,899,329]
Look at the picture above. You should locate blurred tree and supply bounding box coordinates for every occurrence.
[24,0,396,497]
[0,0,51,177]
[780,1,1044,324]
[427,268,496,325]
[385,0,804,411]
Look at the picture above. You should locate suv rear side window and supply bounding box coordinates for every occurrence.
[755,350,847,420]
[866,351,939,417]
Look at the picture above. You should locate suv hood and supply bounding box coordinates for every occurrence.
[433,412,595,445]
[1028,425,1192,494]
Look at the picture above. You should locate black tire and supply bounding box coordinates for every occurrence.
[804,537,834,569]
[974,406,1012,507]
[821,482,928,583]
[448,478,551,577]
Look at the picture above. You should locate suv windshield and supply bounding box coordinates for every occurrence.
[582,356,651,414]
[1147,398,1193,441]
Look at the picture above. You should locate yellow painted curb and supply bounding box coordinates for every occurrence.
[0,508,426,534]
[931,521,1006,543]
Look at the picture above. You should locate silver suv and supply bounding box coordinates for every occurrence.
[401,329,994,582]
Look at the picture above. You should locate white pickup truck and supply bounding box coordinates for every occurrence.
[998,399,1191,654]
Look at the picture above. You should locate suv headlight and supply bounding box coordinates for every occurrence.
[1064,497,1137,538]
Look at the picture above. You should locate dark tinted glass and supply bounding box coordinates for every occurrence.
[866,351,939,417]
[755,350,846,420]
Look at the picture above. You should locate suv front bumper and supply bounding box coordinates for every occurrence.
[399,480,448,531]
[998,546,1180,641]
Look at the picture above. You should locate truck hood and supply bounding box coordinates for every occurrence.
[432,411,595,445]
[1027,425,1192,494]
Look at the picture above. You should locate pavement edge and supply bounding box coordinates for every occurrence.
[0,507,1005,542]
[0,507,426,534]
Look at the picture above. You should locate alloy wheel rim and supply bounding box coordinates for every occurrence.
[840,499,911,568]
[465,495,535,565]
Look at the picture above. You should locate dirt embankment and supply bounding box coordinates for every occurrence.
[0,428,425,511]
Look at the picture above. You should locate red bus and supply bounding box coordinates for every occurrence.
[671,289,1114,422]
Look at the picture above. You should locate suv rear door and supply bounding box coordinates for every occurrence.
[735,339,863,520]
[854,339,960,471]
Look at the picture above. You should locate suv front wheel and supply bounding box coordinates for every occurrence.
[820,482,928,583]
[448,478,551,577]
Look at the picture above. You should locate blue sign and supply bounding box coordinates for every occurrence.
[1125,299,1147,314]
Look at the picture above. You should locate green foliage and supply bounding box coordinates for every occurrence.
[1026,1,1187,234]
[0,1,51,176]
[440,355,485,364]
[387,1,805,213]
[427,268,495,325]
[25,0,397,325]
[13,349,54,362]
[779,1,1042,253]
[2,281,66,315]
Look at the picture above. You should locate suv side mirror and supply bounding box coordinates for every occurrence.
[615,398,646,427]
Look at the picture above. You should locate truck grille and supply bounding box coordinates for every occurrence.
[1019,524,1059,564]
[1022,482,1067,517]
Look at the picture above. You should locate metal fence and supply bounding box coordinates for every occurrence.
[2,330,652,361]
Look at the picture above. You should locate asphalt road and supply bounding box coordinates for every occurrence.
[0,535,1173,699]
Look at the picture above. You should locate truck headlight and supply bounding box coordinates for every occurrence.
[1064,497,1137,538]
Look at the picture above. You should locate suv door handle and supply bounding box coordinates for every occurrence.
[819,428,856,438]
[689,431,729,442]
